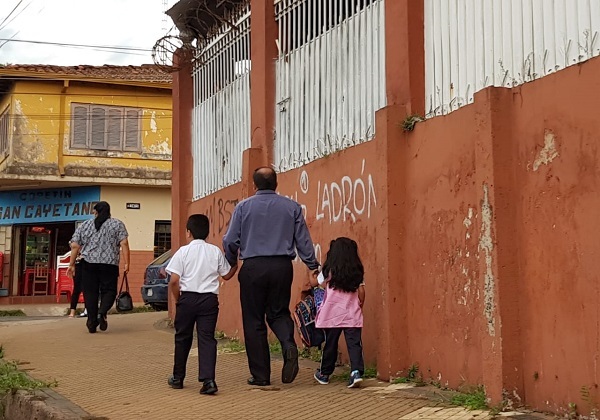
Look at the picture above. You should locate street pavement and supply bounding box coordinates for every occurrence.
[0,312,549,419]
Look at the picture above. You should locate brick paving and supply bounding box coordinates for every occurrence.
[0,312,550,420]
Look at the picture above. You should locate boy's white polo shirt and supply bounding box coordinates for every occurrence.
[166,239,231,294]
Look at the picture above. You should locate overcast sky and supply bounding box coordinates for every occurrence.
[0,0,177,66]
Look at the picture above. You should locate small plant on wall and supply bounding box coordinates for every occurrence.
[401,114,424,132]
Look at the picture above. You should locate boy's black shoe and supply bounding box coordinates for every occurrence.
[168,375,183,389]
[200,379,218,395]
[247,377,270,386]
[281,346,299,383]
[98,314,108,331]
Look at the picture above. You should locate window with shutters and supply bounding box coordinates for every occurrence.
[0,108,8,157]
[70,103,141,152]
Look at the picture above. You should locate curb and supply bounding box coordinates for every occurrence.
[2,387,103,420]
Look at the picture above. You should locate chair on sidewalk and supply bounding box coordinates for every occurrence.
[32,263,49,295]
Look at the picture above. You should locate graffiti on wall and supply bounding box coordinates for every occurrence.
[284,159,377,264]
[286,159,377,225]
[202,159,377,264]
[203,196,240,235]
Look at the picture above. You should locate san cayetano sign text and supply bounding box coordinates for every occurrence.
[0,187,100,225]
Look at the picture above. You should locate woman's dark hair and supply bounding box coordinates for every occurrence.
[93,201,111,231]
[253,167,277,190]
[186,214,210,240]
[322,237,364,293]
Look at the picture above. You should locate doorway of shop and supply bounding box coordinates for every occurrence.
[10,222,77,297]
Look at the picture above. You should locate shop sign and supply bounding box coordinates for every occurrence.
[0,187,101,225]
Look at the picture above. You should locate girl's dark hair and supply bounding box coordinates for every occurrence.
[322,237,364,293]
[93,201,111,231]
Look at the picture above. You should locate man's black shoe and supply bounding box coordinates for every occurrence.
[168,375,183,389]
[247,377,270,386]
[200,379,218,395]
[98,314,108,331]
[86,320,98,334]
[282,346,299,383]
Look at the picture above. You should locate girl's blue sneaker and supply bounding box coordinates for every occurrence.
[347,370,363,388]
[314,370,330,385]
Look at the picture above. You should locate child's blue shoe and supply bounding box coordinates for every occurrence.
[314,369,329,385]
[347,370,363,388]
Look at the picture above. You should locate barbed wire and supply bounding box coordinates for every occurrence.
[152,0,249,73]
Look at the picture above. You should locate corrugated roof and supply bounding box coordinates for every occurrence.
[0,64,172,86]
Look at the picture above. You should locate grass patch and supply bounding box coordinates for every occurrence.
[106,306,156,315]
[0,361,56,396]
[0,310,26,317]
[269,340,282,355]
[218,338,245,354]
[331,366,377,382]
[128,306,155,313]
[0,346,57,400]
[214,330,226,340]
[299,347,322,362]
[391,363,427,386]
[450,386,488,410]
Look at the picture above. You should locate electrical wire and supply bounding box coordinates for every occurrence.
[0,38,152,52]
[0,0,26,31]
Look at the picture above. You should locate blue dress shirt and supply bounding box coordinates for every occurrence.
[222,190,319,270]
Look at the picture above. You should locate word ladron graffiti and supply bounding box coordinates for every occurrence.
[313,160,377,224]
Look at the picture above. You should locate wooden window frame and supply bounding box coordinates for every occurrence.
[70,103,142,152]
[153,220,172,258]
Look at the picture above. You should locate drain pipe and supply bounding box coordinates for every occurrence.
[57,79,69,176]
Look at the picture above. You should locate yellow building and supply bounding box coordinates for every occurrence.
[0,64,172,304]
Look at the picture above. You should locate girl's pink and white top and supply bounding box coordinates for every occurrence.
[315,272,363,328]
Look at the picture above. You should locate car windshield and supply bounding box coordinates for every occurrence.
[152,250,172,266]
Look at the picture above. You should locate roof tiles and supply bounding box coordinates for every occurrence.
[0,64,172,85]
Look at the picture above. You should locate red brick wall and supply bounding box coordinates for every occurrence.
[120,250,155,303]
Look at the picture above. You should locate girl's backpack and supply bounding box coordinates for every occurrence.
[293,288,325,348]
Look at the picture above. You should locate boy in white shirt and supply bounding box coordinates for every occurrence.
[166,214,237,395]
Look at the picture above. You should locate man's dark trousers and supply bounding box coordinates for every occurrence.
[239,256,296,382]
[173,292,219,382]
[81,261,119,328]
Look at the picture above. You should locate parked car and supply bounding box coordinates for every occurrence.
[140,250,172,311]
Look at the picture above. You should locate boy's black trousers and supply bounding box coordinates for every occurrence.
[173,292,219,382]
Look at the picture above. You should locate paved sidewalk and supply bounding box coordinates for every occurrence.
[0,313,548,420]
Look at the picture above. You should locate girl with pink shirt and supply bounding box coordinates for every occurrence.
[311,237,365,388]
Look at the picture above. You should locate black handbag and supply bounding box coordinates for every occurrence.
[115,272,134,313]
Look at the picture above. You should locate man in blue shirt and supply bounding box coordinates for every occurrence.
[223,167,319,386]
